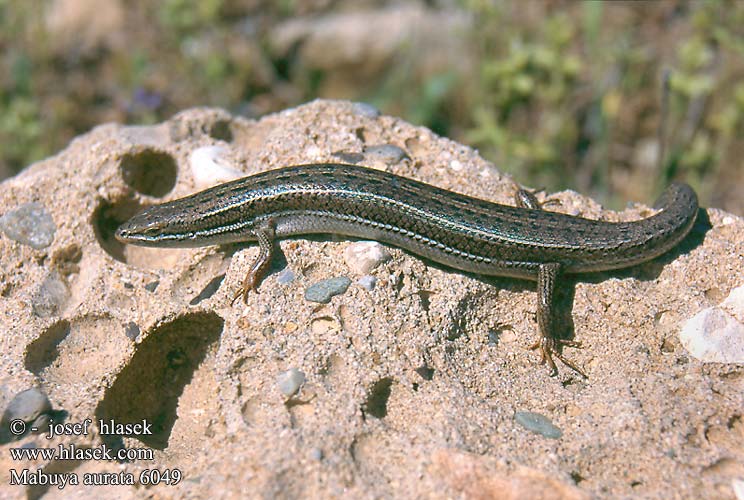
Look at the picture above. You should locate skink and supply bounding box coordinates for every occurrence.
[115,163,698,376]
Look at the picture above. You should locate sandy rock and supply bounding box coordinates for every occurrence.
[0,100,742,498]
[431,449,590,500]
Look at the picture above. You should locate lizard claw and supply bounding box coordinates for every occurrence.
[231,270,262,305]
[529,337,586,378]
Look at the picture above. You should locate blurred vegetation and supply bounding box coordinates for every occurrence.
[461,1,744,210]
[0,0,742,214]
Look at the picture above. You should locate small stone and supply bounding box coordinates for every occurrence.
[304,277,352,304]
[357,275,377,290]
[351,102,380,118]
[344,241,391,274]
[124,322,140,341]
[0,202,56,249]
[304,145,322,159]
[364,144,408,165]
[2,388,51,423]
[276,267,296,285]
[308,447,323,461]
[487,330,500,346]
[277,368,306,397]
[732,478,744,500]
[1,388,52,443]
[31,272,70,318]
[190,145,244,189]
[514,411,562,439]
[679,307,744,363]
[145,280,160,292]
[332,151,365,164]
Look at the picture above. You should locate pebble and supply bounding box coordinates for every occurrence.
[0,202,56,249]
[31,272,70,318]
[364,144,408,165]
[732,478,744,500]
[304,277,352,304]
[514,411,562,439]
[304,145,322,160]
[277,368,306,398]
[679,284,744,363]
[124,322,140,341]
[332,151,365,164]
[357,275,377,290]
[190,146,244,189]
[0,388,52,443]
[343,241,391,274]
[679,304,744,364]
[487,330,500,346]
[351,102,380,118]
[275,267,296,285]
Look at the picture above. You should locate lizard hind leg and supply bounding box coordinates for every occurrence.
[529,262,587,378]
[231,220,277,305]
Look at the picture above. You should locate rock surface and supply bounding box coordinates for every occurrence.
[0,100,742,499]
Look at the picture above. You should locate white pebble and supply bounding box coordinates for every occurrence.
[276,368,306,397]
[344,241,391,274]
[190,146,244,189]
[680,287,744,363]
[721,216,736,226]
[732,478,744,500]
[304,145,322,160]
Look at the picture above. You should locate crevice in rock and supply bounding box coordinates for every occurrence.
[24,319,71,375]
[91,197,142,264]
[363,377,394,419]
[119,148,177,197]
[95,311,224,450]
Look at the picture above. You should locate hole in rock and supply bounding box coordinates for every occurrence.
[120,149,177,197]
[92,198,191,269]
[24,320,71,375]
[95,311,223,450]
[208,120,233,141]
[363,377,394,419]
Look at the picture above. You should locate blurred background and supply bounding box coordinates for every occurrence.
[1,0,742,214]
